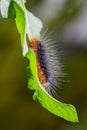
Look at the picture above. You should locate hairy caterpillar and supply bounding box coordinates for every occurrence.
[28,32,63,98]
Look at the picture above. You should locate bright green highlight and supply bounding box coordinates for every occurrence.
[26,48,39,90]
[26,49,79,122]
[12,1,26,48]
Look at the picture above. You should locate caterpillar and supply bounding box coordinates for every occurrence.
[28,33,63,98]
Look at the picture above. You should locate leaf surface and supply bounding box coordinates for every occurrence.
[26,49,79,122]
[0,0,79,122]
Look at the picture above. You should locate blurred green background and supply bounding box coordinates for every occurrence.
[0,0,87,130]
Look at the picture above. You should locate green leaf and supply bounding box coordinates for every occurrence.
[12,1,26,47]
[8,1,16,18]
[26,49,39,90]
[0,0,79,122]
[33,88,78,122]
[0,0,43,55]
[26,49,79,122]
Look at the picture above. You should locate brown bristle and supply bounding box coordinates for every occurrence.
[29,38,47,88]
